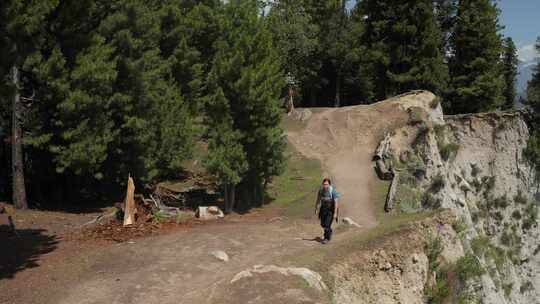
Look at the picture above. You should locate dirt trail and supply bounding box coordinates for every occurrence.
[1,91,439,304]
[288,106,399,229]
[45,221,328,304]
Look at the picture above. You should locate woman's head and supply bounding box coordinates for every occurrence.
[322,178,331,189]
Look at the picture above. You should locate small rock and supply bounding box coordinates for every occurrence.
[342,217,362,228]
[211,250,229,262]
[380,262,392,271]
[196,206,224,220]
[412,254,419,264]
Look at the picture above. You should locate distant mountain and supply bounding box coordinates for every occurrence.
[517,59,537,98]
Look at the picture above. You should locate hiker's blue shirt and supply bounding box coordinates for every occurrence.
[319,186,340,201]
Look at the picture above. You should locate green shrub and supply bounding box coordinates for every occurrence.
[521,203,538,231]
[471,211,480,223]
[151,210,166,224]
[430,97,441,109]
[409,107,426,124]
[501,230,521,247]
[455,253,485,282]
[425,264,452,303]
[413,125,430,148]
[503,283,513,298]
[404,156,427,183]
[471,236,490,257]
[511,210,522,220]
[396,184,423,213]
[522,211,538,231]
[430,174,445,193]
[440,143,460,161]
[482,176,496,192]
[422,192,442,209]
[489,246,508,273]
[524,129,540,176]
[513,190,528,205]
[471,179,482,192]
[491,195,508,209]
[520,281,533,294]
[452,218,467,234]
[457,292,480,304]
[470,164,481,177]
[426,236,444,270]
[493,211,504,222]
[434,124,445,139]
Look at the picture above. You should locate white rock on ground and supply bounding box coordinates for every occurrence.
[230,265,327,292]
[342,217,362,228]
[210,250,229,262]
[196,206,224,220]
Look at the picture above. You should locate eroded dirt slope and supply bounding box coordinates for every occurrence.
[287,90,441,228]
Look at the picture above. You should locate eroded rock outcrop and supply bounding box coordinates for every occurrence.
[377,96,539,303]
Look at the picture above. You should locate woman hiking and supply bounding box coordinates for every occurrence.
[314,178,340,244]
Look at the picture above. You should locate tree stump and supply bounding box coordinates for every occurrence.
[123,175,136,226]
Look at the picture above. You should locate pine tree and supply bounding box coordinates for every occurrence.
[526,38,540,120]
[524,38,540,174]
[433,0,458,56]
[203,81,248,213]
[341,4,374,105]
[362,0,448,100]
[0,0,60,209]
[266,0,319,106]
[205,0,286,211]
[502,37,518,109]
[448,0,504,114]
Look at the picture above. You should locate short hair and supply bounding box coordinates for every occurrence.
[322,178,332,185]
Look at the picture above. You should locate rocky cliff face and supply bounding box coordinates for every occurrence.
[433,112,538,303]
[383,105,540,303]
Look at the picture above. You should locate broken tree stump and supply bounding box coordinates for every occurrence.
[123,175,136,226]
[385,171,399,212]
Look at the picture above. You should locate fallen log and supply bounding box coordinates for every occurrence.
[79,211,117,228]
[385,171,399,212]
[374,133,391,161]
[375,159,394,180]
[148,194,181,218]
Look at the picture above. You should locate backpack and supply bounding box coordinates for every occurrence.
[319,185,340,208]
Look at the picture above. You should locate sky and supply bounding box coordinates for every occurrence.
[498,0,539,62]
[346,0,540,62]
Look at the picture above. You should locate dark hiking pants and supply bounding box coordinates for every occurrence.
[319,209,334,241]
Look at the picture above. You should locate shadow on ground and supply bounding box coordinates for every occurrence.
[0,225,59,280]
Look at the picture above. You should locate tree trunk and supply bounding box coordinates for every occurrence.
[310,89,317,107]
[11,66,28,210]
[223,184,230,214]
[229,184,236,213]
[286,86,295,115]
[334,74,341,107]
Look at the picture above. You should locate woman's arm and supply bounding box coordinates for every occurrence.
[314,190,320,215]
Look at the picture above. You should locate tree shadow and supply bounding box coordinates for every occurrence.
[0,225,59,280]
